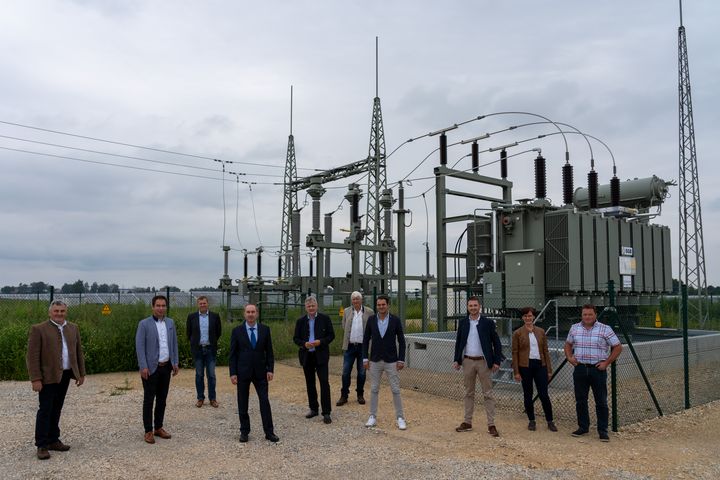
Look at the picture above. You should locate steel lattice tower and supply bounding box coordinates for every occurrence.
[677,2,708,326]
[363,37,388,279]
[280,86,299,278]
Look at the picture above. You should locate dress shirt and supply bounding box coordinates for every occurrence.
[464,315,484,357]
[50,320,70,370]
[308,316,316,351]
[566,321,620,364]
[154,316,170,362]
[377,313,389,338]
[349,308,364,344]
[199,312,210,345]
[528,331,541,360]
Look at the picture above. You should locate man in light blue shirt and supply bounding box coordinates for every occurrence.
[187,296,222,408]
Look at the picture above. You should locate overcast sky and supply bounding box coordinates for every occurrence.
[1,0,719,291]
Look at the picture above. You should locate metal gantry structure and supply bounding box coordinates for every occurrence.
[280,86,299,279]
[363,37,389,283]
[677,1,708,326]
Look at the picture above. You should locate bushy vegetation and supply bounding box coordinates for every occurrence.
[0,300,344,381]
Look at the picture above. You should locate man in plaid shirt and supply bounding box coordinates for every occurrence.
[564,304,623,442]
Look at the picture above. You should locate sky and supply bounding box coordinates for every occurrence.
[1,0,719,291]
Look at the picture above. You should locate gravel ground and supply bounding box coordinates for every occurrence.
[3,362,719,479]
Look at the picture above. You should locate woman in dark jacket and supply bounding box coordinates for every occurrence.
[511,306,557,431]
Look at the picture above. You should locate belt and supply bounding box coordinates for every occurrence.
[158,361,169,367]
[578,362,599,368]
[464,355,484,361]
[349,342,362,346]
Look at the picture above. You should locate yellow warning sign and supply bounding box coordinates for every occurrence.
[102,304,112,316]
[339,307,344,317]
[655,310,661,328]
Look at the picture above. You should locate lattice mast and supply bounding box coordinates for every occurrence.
[363,37,388,279]
[280,86,299,278]
[677,1,708,325]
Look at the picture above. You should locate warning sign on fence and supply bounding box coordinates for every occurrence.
[102,304,112,316]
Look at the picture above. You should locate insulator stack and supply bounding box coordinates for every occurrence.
[471,142,479,173]
[256,250,262,277]
[500,149,508,179]
[440,133,448,165]
[588,170,599,209]
[610,175,621,207]
[243,252,248,279]
[277,257,282,278]
[562,163,574,205]
[534,154,547,199]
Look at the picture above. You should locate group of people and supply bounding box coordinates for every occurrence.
[26,293,623,460]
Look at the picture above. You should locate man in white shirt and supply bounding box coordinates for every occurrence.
[136,295,179,444]
[338,291,374,406]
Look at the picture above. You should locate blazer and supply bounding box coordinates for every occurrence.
[362,313,406,363]
[293,312,335,366]
[27,320,86,384]
[453,315,504,369]
[135,316,179,375]
[341,305,374,350]
[228,322,274,381]
[511,325,552,376]
[186,310,222,354]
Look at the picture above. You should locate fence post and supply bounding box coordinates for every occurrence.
[49,285,54,303]
[166,286,171,315]
[682,284,690,409]
[421,279,428,332]
[608,280,618,432]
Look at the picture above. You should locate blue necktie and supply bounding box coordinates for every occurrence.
[250,327,257,348]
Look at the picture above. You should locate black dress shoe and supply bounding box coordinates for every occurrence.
[336,396,348,406]
[47,441,71,451]
[265,433,280,442]
[357,395,366,405]
[323,414,332,424]
[239,433,249,443]
[305,410,319,419]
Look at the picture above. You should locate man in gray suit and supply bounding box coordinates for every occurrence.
[136,295,179,444]
[337,291,374,406]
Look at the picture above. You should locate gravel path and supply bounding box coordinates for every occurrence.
[3,363,719,479]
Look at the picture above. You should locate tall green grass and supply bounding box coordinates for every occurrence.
[0,300,343,381]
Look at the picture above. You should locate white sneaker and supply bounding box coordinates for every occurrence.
[396,417,407,430]
[365,415,377,427]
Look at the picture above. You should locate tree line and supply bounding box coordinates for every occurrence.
[1,280,222,294]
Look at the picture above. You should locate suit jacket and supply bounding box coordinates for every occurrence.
[135,316,179,375]
[511,325,552,376]
[341,305,374,350]
[186,310,222,354]
[362,313,406,363]
[293,312,335,366]
[453,315,504,369]
[229,322,274,381]
[27,320,86,384]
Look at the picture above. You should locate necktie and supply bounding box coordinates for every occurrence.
[250,327,257,348]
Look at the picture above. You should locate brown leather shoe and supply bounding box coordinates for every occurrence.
[210,399,219,408]
[336,396,348,406]
[144,432,155,444]
[488,425,500,437]
[357,396,366,405]
[196,399,204,408]
[154,428,171,439]
[548,421,558,432]
[37,447,50,460]
[47,441,70,451]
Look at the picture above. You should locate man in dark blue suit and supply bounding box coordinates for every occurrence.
[293,295,335,424]
[229,303,278,443]
[452,296,504,437]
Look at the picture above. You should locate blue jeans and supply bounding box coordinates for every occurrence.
[194,346,217,401]
[341,343,366,397]
[573,363,608,433]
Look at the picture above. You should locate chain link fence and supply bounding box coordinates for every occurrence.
[3,288,719,428]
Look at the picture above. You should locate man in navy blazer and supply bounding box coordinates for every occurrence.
[293,295,335,424]
[229,303,278,443]
[452,296,504,437]
[135,295,179,444]
[186,296,222,408]
[362,294,407,430]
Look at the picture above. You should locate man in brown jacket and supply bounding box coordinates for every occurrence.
[26,300,86,460]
